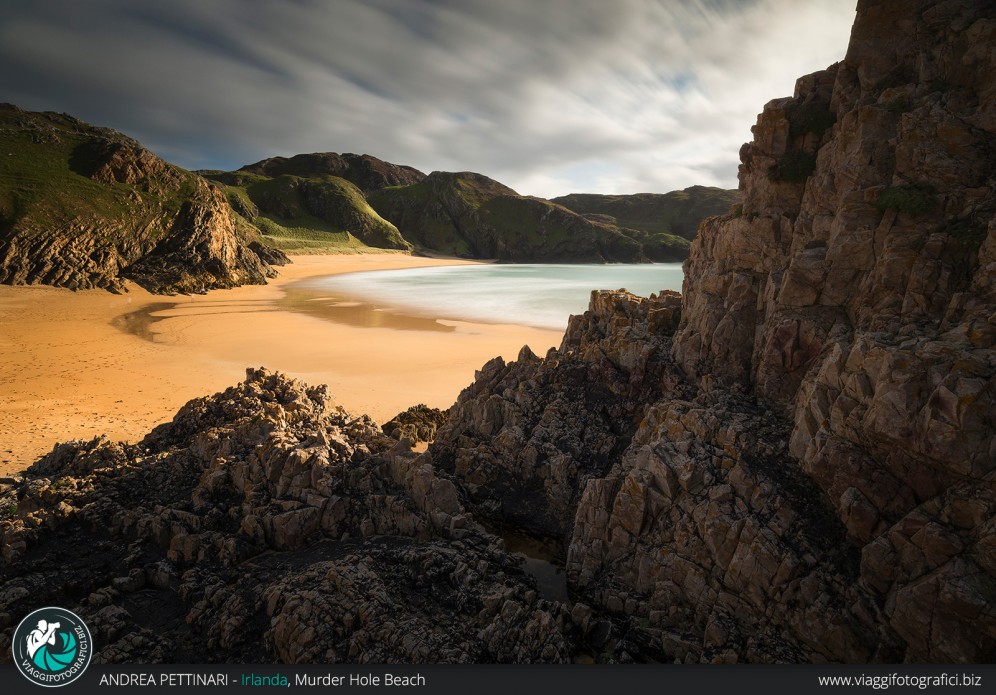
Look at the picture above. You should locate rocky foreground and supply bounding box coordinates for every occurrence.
[0,364,639,664]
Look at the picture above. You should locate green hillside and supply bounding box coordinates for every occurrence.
[0,104,284,293]
[201,169,410,254]
[369,172,692,262]
[551,186,740,240]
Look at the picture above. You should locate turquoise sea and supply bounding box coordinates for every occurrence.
[297,263,684,330]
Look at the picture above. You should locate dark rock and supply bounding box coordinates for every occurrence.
[0,369,579,663]
[383,405,448,444]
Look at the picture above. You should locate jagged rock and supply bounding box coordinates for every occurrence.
[383,404,448,444]
[423,0,995,664]
[671,0,996,661]
[0,369,580,663]
[427,289,685,538]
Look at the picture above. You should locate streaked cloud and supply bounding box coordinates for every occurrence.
[0,0,855,197]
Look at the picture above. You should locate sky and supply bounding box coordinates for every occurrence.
[0,0,855,198]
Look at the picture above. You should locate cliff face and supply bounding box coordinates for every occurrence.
[424,0,996,662]
[674,0,995,659]
[0,105,288,294]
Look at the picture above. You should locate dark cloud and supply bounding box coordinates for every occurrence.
[0,0,854,196]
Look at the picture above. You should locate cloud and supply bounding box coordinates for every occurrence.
[0,0,855,197]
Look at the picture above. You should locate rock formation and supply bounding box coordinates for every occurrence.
[0,105,288,294]
[0,370,587,663]
[674,0,996,661]
[383,405,449,445]
[421,0,996,663]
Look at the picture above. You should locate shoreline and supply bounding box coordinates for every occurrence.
[0,254,562,475]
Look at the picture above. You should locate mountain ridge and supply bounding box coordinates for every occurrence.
[0,104,737,287]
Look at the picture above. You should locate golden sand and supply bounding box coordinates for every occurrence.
[0,255,561,475]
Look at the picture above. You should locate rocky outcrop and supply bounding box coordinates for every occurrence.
[672,0,996,661]
[0,369,588,663]
[121,180,290,294]
[424,291,897,662]
[428,291,684,537]
[0,105,288,293]
[416,0,996,663]
[383,405,449,445]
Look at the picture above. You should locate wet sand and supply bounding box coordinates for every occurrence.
[0,255,562,475]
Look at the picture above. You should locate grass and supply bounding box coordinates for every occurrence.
[0,129,132,231]
[367,174,500,257]
[788,102,835,138]
[0,110,198,242]
[252,214,381,253]
[624,228,690,261]
[550,187,740,240]
[768,152,817,183]
[213,173,409,251]
[876,184,937,217]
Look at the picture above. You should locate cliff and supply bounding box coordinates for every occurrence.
[423,0,996,662]
[670,0,996,660]
[0,105,288,294]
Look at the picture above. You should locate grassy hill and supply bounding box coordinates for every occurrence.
[0,102,739,281]
[201,169,410,254]
[551,186,741,241]
[0,104,286,293]
[368,172,693,262]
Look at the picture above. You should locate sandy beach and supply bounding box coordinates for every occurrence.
[0,254,562,475]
